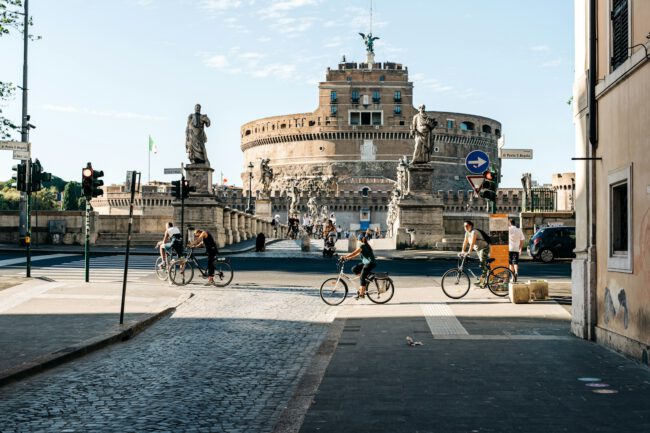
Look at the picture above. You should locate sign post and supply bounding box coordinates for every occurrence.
[0,141,30,152]
[499,149,533,159]
[466,175,485,196]
[465,150,490,174]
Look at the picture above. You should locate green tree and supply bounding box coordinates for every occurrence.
[32,186,57,210]
[0,187,20,210]
[62,181,82,210]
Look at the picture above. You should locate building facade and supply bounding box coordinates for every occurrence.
[239,57,503,230]
[573,0,650,364]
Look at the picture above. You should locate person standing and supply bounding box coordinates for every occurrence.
[188,229,219,285]
[508,218,526,282]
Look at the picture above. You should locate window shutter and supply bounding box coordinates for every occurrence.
[610,0,629,70]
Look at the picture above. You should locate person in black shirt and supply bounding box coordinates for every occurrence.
[189,229,219,285]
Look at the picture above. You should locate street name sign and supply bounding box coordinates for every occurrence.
[13,150,30,160]
[466,175,484,195]
[164,168,183,175]
[499,148,533,159]
[0,141,30,152]
[465,150,490,174]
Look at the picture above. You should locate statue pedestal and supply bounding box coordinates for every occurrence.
[394,163,444,249]
[184,164,214,196]
[255,197,273,221]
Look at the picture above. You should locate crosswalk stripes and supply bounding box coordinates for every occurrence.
[13,255,157,283]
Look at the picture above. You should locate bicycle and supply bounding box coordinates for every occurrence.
[154,242,181,282]
[440,253,513,299]
[319,259,395,306]
[169,247,233,287]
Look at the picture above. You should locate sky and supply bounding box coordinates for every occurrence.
[0,0,575,188]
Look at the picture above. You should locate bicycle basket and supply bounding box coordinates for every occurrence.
[376,278,390,294]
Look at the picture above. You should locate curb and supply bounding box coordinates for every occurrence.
[272,318,346,433]
[0,292,192,388]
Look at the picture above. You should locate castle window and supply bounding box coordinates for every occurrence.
[351,90,360,104]
[482,124,492,134]
[447,119,455,129]
[330,91,337,103]
[361,187,370,197]
[379,75,385,82]
[394,91,401,102]
[350,111,383,126]
[460,121,475,131]
[394,105,402,115]
[372,91,380,104]
[495,128,501,137]
[350,112,360,125]
[347,76,352,82]
[372,112,382,125]
[330,105,338,115]
[361,112,371,124]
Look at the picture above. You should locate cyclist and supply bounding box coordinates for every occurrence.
[188,229,219,285]
[341,232,376,300]
[158,222,182,265]
[459,220,490,287]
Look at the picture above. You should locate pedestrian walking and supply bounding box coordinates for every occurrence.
[508,218,525,282]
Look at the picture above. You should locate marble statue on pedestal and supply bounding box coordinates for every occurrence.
[410,104,438,164]
[186,104,211,165]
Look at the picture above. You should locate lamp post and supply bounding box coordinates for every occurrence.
[245,162,254,214]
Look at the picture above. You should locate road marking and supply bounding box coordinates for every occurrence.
[0,254,77,267]
[421,303,469,336]
[429,335,575,341]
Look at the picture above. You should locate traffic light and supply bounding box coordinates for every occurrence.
[92,168,104,198]
[82,163,94,197]
[30,159,51,193]
[181,179,196,199]
[12,162,27,192]
[479,169,498,202]
[171,180,181,199]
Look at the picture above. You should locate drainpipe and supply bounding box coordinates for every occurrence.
[586,0,598,340]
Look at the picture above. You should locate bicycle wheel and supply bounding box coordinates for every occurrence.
[441,269,471,299]
[170,260,194,286]
[366,277,395,304]
[155,257,168,281]
[320,277,348,306]
[213,261,234,287]
[487,267,513,297]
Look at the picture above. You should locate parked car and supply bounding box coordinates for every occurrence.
[528,226,576,263]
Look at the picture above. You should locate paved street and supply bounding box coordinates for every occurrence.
[0,249,588,432]
[0,280,336,432]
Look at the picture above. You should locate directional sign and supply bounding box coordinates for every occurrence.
[13,150,30,160]
[466,175,485,195]
[0,141,30,152]
[164,168,183,175]
[465,150,490,174]
[499,148,533,159]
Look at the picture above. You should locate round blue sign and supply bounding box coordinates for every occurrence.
[465,150,490,174]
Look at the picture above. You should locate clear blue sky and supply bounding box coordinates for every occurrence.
[0,0,574,188]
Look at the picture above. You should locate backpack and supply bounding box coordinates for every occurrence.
[475,228,492,245]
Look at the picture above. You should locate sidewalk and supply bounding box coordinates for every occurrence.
[288,285,650,433]
[0,277,190,387]
[0,237,263,256]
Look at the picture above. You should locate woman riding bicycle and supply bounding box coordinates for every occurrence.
[341,232,376,300]
[188,229,218,285]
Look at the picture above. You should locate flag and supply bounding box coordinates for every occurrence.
[148,135,158,154]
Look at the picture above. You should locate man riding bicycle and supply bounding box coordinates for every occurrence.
[460,220,490,287]
[158,222,182,265]
[187,229,219,285]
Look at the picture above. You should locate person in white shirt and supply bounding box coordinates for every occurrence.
[508,218,526,282]
[158,222,182,263]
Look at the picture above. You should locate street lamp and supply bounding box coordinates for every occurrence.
[245,161,254,214]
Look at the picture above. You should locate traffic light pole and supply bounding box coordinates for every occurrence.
[84,199,90,282]
[18,0,30,242]
[180,175,185,245]
[25,159,32,277]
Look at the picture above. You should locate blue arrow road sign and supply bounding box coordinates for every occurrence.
[465,150,490,174]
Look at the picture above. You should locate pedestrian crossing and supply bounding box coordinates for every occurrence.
[13,255,156,283]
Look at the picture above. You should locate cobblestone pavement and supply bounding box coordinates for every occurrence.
[0,284,337,433]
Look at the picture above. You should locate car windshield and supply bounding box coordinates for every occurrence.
[532,228,546,239]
